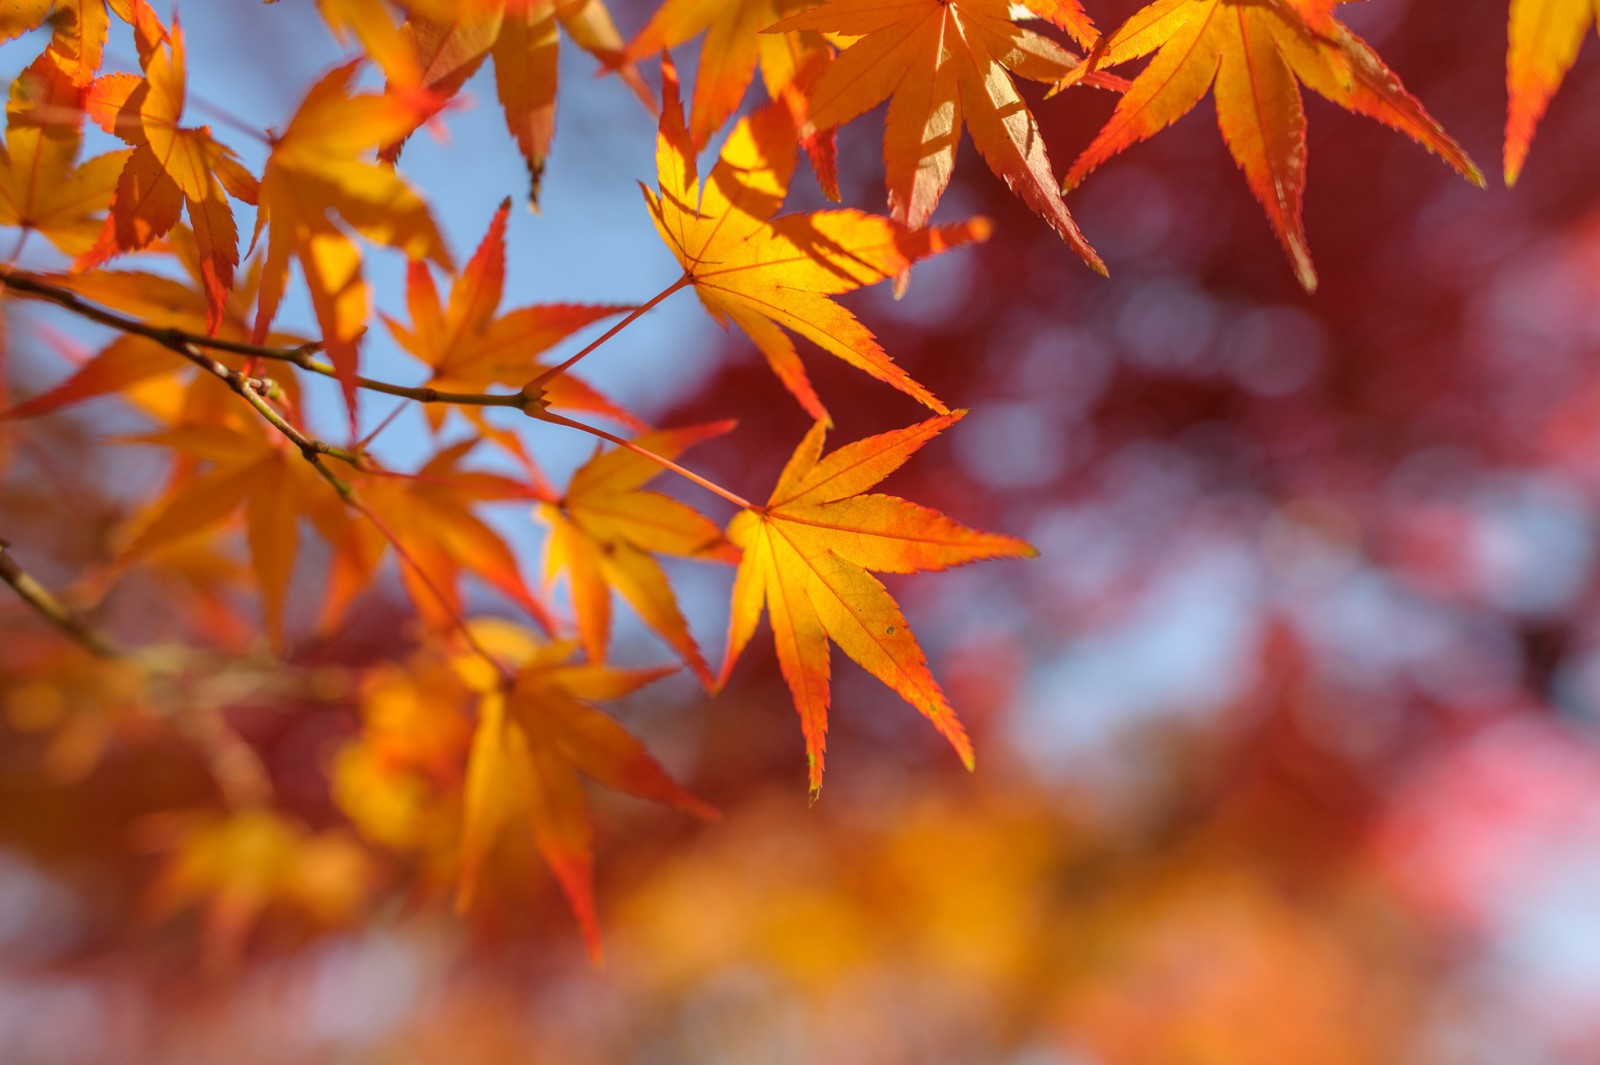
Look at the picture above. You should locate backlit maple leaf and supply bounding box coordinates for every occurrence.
[333,651,476,854]
[144,808,374,965]
[251,61,451,424]
[0,1,53,43]
[454,621,716,960]
[1062,0,1482,291]
[540,421,737,687]
[347,0,653,206]
[627,0,829,152]
[382,199,640,447]
[322,438,557,635]
[768,0,1109,269]
[1505,0,1600,185]
[8,0,116,88]
[78,16,259,330]
[644,58,989,422]
[7,238,306,420]
[119,415,349,649]
[0,53,126,257]
[720,412,1035,800]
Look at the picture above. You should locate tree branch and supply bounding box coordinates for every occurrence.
[0,268,546,413]
[0,540,274,808]
[0,538,118,657]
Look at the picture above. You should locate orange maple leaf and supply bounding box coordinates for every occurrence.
[0,54,126,257]
[322,438,558,635]
[1061,0,1482,291]
[119,416,349,649]
[644,58,989,422]
[1505,0,1600,186]
[768,0,1109,269]
[540,421,738,687]
[251,61,451,425]
[382,198,641,452]
[78,16,259,330]
[0,1,54,43]
[143,808,374,965]
[455,622,716,960]
[626,0,829,153]
[720,412,1035,800]
[7,239,307,420]
[10,0,118,89]
[355,0,653,206]
[333,652,476,854]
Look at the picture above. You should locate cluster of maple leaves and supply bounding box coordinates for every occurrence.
[0,0,1592,956]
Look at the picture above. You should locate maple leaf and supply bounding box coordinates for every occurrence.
[14,0,116,89]
[0,54,127,257]
[626,0,830,154]
[644,58,990,422]
[1505,0,1600,186]
[333,652,476,853]
[143,808,375,964]
[321,438,558,635]
[357,0,653,207]
[454,621,717,960]
[719,412,1035,800]
[382,199,642,447]
[768,0,1109,270]
[540,420,738,687]
[119,416,350,649]
[7,241,306,420]
[1061,0,1482,291]
[1,646,150,782]
[78,16,259,330]
[0,1,53,42]
[251,61,451,425]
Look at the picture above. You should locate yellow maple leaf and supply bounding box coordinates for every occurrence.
[251,61,451,423]
[540,421,737,686]
[721,412,1035,800]
[644,56,989,422]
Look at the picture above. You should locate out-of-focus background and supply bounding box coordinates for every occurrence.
[4,1,1600,1062]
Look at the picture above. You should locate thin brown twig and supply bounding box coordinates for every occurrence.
[2,268,758,580]
[3,268,760,508]
[0,540,275,807]
[0,269,540,412]
[0,538,118,657]
[164,338,357,500]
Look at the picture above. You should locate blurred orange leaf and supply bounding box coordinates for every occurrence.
[456,623,716,960]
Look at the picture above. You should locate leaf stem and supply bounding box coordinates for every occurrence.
[187,96,273,146]
[344,496,517,684]
[534,410,753,510]
[5,229,29,271]
[525,273,692,389]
